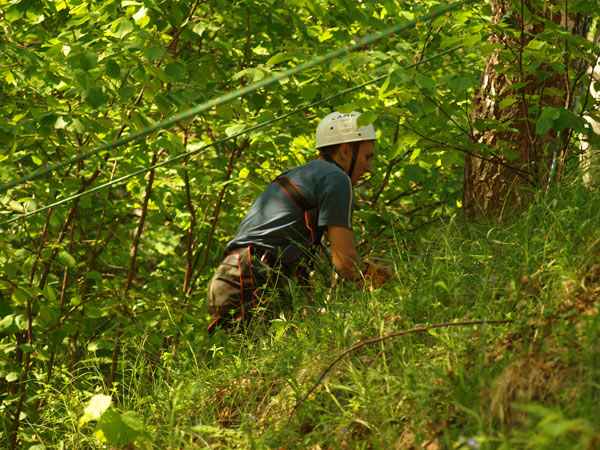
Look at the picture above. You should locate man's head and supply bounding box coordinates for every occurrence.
[315,111,376,186]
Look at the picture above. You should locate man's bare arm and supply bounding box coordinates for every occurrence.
[327,225,362,280]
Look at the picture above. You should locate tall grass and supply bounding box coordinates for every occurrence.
[27,178,600,448]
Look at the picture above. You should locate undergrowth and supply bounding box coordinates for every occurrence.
[23,179,600,449]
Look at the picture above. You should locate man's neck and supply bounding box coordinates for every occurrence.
[319,154,347,175]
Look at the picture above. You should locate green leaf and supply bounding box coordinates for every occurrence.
[88,340,112,351]
[474,118,486,132]
[85,305,104,319]
[300,85,318,101]
[415,74,435,95]
[231,68,249,81]
[247,68,264,82]
[143,46,166,61]
[407,99,423,115]
[403,164,424,182]
[96,409,145,447]
[15,315,29,330]
[4,5,23,22]
[80,52,98,71]
[337,103,357,114]
[554,108,577,133]
[164,62,186,82]
[54,116,68,129]
[439,35,460,50]
[80,394,112,425]
[115,20,134,39]
[356,111,377,128]
[133,6,148,26]
[38,305,54,325]
[83,86,108,109]
[0,315,14,332]
[504,80,531,92]
[105,60,121,78]
[58,251,77,268]
[12,288,29,305]
[69,118,86,133]
[435,280,449,292]
[525,39,545,50]
[440,151,459,167]
[6,372,19,382]
[19,344,34,353]
[499,97,518,110]
[266,52,292,67]
[447,75,475,93]
[192,21,208,36]
[43,285,57,302]
[226,124,245,137]
[539,419,583,437]
[536,107,560,136]
[503,149,520,161]
[216,104,233,120]
[121,411,145,432]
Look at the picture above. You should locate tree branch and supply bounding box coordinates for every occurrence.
[401,120,534,180]
[188,137,248,293]
[291,318,514,418]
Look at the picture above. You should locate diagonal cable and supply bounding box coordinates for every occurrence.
[0,0,479,196]
[1,43,467,227]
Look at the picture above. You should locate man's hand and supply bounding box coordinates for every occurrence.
[327,226,394,289]
[362,262,392,289]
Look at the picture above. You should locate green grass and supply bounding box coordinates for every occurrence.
[22,178,600,449]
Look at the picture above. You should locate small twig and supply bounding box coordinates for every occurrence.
[165,0,202,54]
[401,120,534,180]
[291,318,513,418]
[516,0,537,176]
[189,137,248,290]
[416,85,473,138]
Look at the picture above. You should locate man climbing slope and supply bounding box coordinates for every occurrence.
[207,111,386,333]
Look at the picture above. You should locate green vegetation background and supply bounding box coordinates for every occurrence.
[1,0,599,448]
[16,179,600,449]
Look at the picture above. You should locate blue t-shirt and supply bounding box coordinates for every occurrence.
[227,159,353,268]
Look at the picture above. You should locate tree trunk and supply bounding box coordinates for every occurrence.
[463,0,581,219]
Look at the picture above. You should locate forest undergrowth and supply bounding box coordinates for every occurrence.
[16,179,600,449]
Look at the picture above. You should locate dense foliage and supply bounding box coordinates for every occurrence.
[0,0,599,447]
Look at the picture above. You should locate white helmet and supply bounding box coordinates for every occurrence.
[315,111,377,148]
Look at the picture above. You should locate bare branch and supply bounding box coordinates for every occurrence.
[291,318,513,418]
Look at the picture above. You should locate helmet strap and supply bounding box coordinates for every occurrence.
[348,141,360,179]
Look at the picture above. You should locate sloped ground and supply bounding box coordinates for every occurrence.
[131,179,598,449]
[32,179,600,449]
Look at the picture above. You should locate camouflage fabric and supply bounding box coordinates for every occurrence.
[207,246,289,332]
[207,247,262,315]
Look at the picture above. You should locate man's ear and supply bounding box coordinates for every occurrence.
[338,142,352,162]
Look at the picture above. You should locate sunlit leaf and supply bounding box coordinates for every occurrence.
[356,111,377,127]
[80,394,112,425]
[115,19,134,39]
[267,52,292,67]
[58,251,77,268]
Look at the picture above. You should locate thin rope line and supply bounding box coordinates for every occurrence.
[0,0,478,196]
[1,44,467,227]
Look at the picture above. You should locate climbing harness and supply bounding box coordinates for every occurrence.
[207,172,323,334]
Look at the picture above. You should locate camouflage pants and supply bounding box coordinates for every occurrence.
[207,246,288,333]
